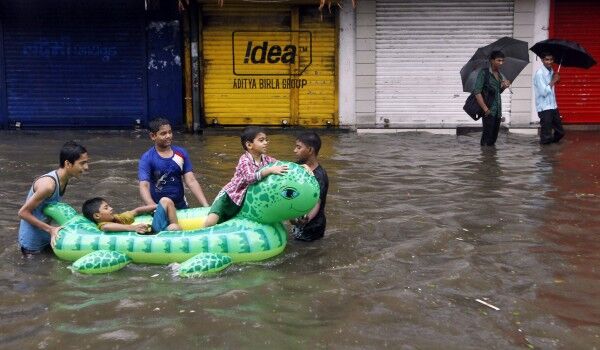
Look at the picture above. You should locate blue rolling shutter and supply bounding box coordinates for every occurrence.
[2,1,146,127]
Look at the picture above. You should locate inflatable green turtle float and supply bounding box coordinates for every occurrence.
[44,161,319,277]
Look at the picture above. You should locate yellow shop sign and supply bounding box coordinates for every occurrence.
[232,31,312,76]
[201,5,337,126]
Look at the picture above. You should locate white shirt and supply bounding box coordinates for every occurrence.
[534,66,558,112]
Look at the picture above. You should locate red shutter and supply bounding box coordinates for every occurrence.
[551,0,600,124]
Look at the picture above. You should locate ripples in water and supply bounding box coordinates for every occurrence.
[0,130,599,349]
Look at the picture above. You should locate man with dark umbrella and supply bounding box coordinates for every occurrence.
[533,52,565,144]
[473,51,512,146]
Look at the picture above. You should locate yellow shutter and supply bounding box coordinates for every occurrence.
[298,7,337,126]
[200,5,337,126]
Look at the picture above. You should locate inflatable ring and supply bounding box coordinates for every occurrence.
[44,161,319,277]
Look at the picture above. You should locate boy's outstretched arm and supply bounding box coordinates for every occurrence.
[183,172,209,207]
[100,222,149,234]
[131,204,158,216]
[258,164,288,179]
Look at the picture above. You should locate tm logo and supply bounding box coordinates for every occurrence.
[233,31,312,76]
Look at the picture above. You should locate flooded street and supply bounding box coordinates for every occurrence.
[1,129,599,349]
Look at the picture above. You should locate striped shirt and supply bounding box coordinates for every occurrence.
[222,152,276,205]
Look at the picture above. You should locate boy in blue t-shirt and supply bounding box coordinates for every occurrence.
[138,118,209,209]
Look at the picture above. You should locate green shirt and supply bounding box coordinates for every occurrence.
[472,68,503,117]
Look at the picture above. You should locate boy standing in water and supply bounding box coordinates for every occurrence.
[290,132,329,241]
[18,141,89,254]
[139,117,209,210]
[203,126,288,227]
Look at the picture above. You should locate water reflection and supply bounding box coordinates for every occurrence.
[0,130,599,348]
[533,133,600,330]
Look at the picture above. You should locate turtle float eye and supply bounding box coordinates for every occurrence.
[281,188,299,199]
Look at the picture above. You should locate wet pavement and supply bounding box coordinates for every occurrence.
[0,129,599,349]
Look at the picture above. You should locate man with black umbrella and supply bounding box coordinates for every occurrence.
[473,51,512,146]
[533,52,565,144]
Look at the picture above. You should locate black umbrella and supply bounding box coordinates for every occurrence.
[530,38,596,71]
[460,36,530,92]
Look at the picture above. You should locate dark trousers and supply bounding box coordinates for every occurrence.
[480,114,501,146]
[538,109,565,144]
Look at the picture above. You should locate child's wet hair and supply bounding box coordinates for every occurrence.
[296,131,322,155]
[148,117,171,133]
[59,141,87,168]
[240,126,267,150]
[82,197,106,222]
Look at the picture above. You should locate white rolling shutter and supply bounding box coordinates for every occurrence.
[376,0,514,126]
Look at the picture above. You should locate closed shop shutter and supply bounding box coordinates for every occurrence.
[551,0,600,124]
[376,0,514,126]
[2,1,145,127]
[201,4,336,126]
[298,7,336,126]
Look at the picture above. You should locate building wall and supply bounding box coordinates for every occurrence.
[338,0,355,127]
[529,0,551,125]
[345,0,545,129]
[510,0,535,126]
[505,0,550,127]
[354,0,376,127]
[511,0,553,127]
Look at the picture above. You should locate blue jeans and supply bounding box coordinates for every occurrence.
[151,203,170,233]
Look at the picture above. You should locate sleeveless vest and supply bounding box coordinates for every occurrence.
[18,171,63,250]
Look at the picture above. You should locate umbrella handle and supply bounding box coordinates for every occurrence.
[557,57,563,72]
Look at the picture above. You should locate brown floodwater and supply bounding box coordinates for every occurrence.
[0,129,599,349]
